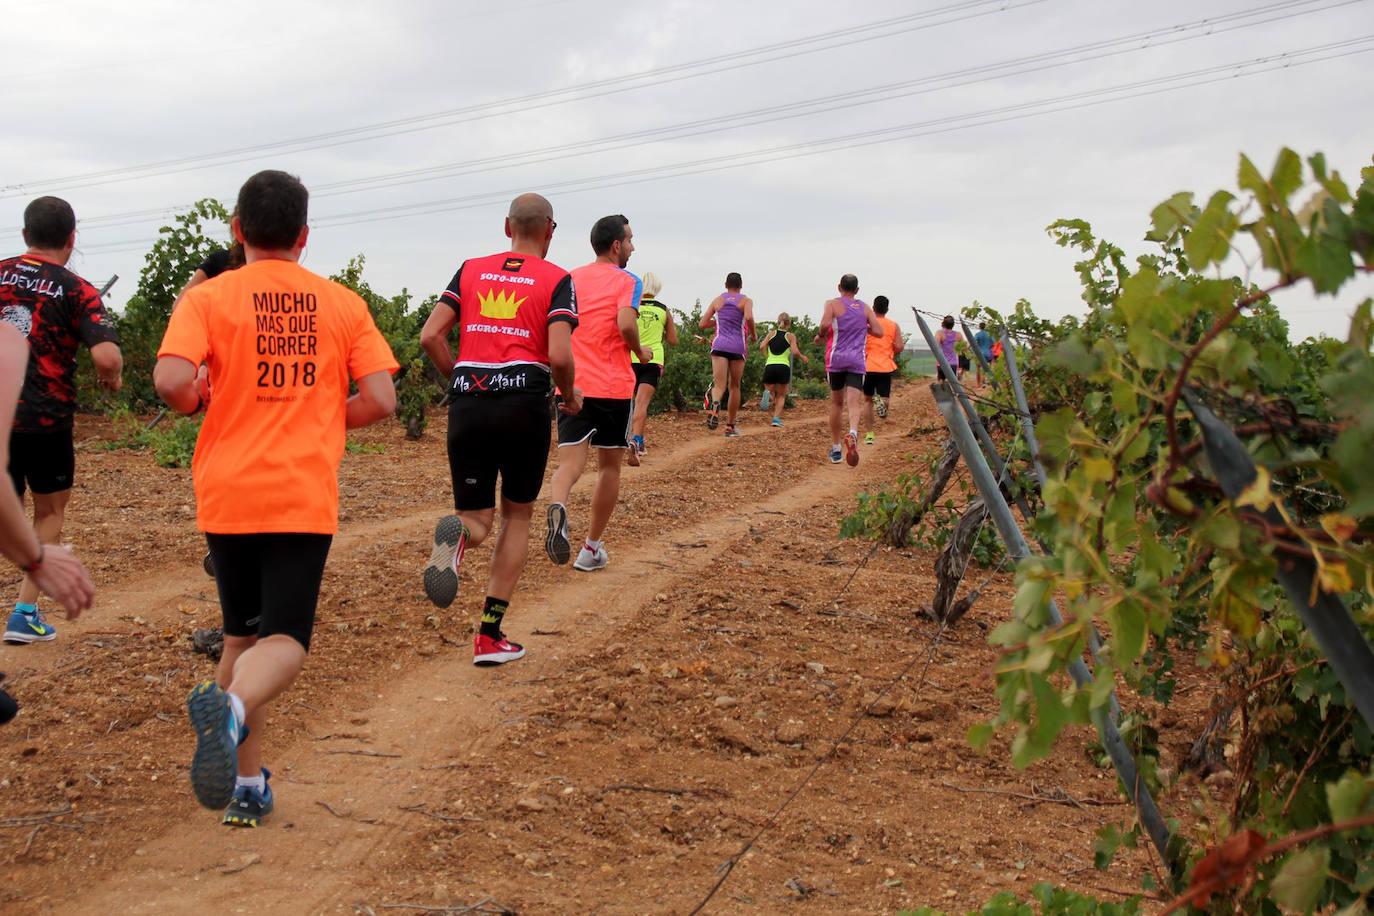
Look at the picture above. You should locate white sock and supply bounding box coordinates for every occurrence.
[227,692,246,727]
[236,773,264,790]
[586,539,604,551]
[849,429,858,439]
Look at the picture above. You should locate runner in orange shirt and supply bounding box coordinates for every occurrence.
[546,214,652,572]
[155,170,398,828]
[862,295,904,444]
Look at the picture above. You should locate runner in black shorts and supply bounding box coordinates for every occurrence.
[2,196,122,645]
[205,534,332,650]
[556,395,632,449]
[419,192,580,666]
[758,313,808,428]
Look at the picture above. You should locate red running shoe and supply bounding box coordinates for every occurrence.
[844,431,860,467]
[473,633,526,666]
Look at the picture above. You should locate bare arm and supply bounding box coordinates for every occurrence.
[699,296,722,330]
[90,341,123,392]
[153,355,207,414]
[742,296,757,342]
[618,307,653,364]
[865,306,883,337]
[548,321,580,416]
[0,326,94,616]
[788,332,810,363]
[346,370,396,429]
[891,322,905,353]
[419,301,459,376]
[814,299,836,345]
[758,329,774,355]
[663,309,678,346]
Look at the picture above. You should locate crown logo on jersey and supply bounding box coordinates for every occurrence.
[477,288,526,319]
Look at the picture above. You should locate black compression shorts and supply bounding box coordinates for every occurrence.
[557,396,631,449]
[206,533,332,652]
[448,391,551,509]
[8,428,75,497]
[827,371,864,391]
[862,371,893,398]
[710,349,745,362]
[632,362,662,389]
[762,364,791,385]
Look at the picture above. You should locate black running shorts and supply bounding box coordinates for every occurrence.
[827,371,864,392]
[206,533,332,652]
[710,349,745,362]
[761,364,791,386]
[448,391,551,510]
[862,371,893,398]
[557,396,631,449]
[7,428,75,497]
[632,362,662,389]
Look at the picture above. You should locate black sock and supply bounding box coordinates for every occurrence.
[479,597,508,639]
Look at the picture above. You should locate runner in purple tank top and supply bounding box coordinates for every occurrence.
[814,274,882,467]
[699,272,755,436]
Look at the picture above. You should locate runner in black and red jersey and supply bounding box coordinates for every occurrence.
[1,197,122,645]
[419,192,580,666]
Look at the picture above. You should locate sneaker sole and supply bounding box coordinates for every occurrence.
[626,447,641,467]
[545,505,571,565]
[187,682,238,810]
[474,647,527,666]
[875,397,888,419]
[3,629,56,644]
[422,515,464,608]
[845,436,860,467]
[573,557,607,572]
[705,413,719,430]
[203,552,215,578]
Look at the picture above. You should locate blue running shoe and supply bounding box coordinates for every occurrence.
[4,606,56,644]
[187,681,242,810]
[222,768,274,828]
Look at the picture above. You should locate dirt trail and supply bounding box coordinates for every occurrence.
[2,387,1155,913]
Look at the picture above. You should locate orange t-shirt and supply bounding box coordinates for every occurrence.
[157,259,399,534]
[865,315,900,373]
[564,262,641,399]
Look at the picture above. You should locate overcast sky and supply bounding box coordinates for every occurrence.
[3,0,1371,341]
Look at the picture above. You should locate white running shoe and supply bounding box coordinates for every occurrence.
[573,543,608,571]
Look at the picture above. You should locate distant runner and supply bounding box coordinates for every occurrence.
[156,170,398,828]
[758,313,808,428]
[699,272,755,437]
[1,196,122,645]
[936,315,962,381]
[861,295,904,444]
[973,321,994,388]
[629,271,676,458]
[547,215,651,573]
[418,193,579,667]
[815,274,882,466]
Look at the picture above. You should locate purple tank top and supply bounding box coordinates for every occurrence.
[825,297,867,373]
[939,327,957,366]
[712,293,746,356]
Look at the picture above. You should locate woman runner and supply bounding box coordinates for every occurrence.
[758,313,808,428]
[699,272,755,437]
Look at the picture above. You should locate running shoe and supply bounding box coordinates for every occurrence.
[828,445,843,464]
[546,503,571,565]
[724,425,741,438]
[573,543,608,572]
[631,434,646,456]
[423,515,466,609]
[844,432,860,467]
[626,444,641,467]
[187,681,243,810]
[706,400,721,430]
[4,607,55,644]
[222,768,273,828]
[874,394,888,419]
[865,432,876,445]
[474,632,526,666]
[203,552,215,578]
[701,385,712,410]
[771,417,783,428]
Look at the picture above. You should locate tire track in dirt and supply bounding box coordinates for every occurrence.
[55,414,898,913]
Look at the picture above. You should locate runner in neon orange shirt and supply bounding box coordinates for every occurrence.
[546,214,652,572]
[155,170,398,828]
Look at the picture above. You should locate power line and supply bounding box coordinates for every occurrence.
[0,0,1038,198]
[65,0,1358,233]
[74,37,1372,257]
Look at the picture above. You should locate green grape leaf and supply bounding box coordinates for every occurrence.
[1295,229,1356,294]
[1214,587,1261,640]
[1146,191,1195,242]
[1105,599,1148,666]
[1185,191,1239,269]
[1239,153,1270,208]
[1325,770,1372,821]
[1269,846,1330,912]
[1271,147,1304,200]
[967,721,995,751]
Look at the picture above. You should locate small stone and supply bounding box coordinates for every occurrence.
[515,797,546,812]
[714,695,738,709]
[806,662,825,675]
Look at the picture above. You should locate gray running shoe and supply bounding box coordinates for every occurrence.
[828,445,843,464]
[423,515,466,608]
[546,503,571,565]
